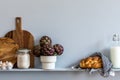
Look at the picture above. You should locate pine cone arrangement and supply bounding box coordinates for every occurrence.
[53,44,64,55]
[40,36,52,47]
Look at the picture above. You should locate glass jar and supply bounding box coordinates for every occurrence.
[17,49,30,69]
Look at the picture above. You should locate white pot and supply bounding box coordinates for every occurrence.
[40,56,57,69]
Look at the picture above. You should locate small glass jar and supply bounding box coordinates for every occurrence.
[17,49,30,69]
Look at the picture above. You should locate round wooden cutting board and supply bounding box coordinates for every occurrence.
[5,17,34,68]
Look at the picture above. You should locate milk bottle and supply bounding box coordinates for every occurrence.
[110,34,120,68]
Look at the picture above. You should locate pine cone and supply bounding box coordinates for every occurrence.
[40,45,55,56]
[33,45,41,57]
[53,44,64,55]
[40,36,52,47]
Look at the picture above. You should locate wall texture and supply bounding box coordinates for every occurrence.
[0,0,120,80]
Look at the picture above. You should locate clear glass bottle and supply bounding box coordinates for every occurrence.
[17,49,30,69]
[110,34,120,68]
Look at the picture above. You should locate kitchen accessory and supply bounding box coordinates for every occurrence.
[17,49,30,69]
[5,17,34,68]
[110,34,120,68]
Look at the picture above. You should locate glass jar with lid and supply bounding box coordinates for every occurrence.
[17,49,30,69]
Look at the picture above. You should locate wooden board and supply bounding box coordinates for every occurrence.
[4,17,34,68]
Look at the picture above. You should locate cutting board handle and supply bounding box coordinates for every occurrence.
[15,17,23,48]
[16,17,22,31]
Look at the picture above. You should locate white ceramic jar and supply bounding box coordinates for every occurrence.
[17,49,30,69]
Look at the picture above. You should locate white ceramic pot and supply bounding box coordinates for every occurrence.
[40,56,57,69]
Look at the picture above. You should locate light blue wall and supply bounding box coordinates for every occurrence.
[0,0,120,80]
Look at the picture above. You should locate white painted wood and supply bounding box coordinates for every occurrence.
[0,68,119,72]
[0,68,83,72]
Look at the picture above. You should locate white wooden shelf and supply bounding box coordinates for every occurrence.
[0,68,83,72]
[0,68,119,72]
